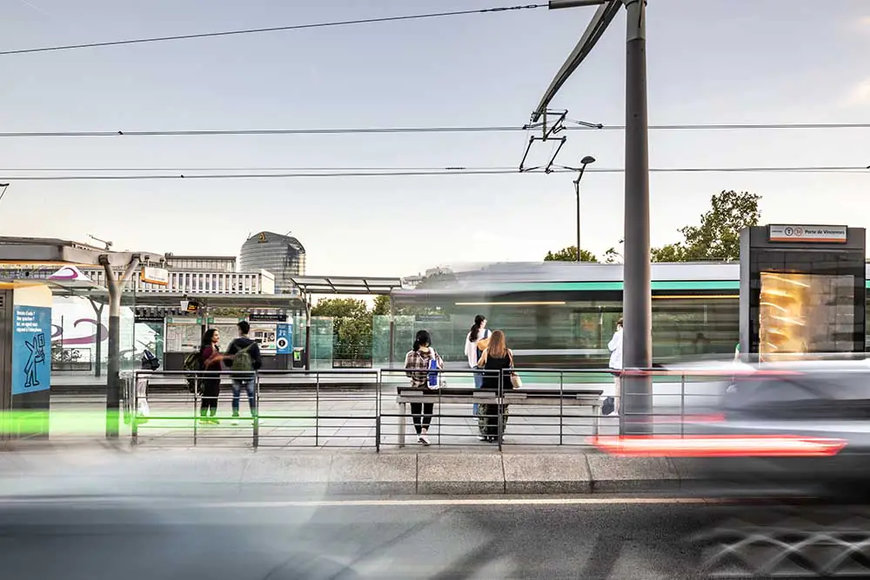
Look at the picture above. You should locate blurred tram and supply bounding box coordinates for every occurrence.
[390,262,870,368]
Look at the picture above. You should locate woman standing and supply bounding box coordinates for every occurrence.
[605,318,623,416]
[464,315,491,439]
[464,315,491,387]
[404,330,443,446]
[476,330,514,442]
[199,328,226,424]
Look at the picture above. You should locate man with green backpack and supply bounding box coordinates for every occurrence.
[224,320,263,425]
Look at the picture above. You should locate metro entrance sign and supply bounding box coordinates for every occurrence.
[769,225,848,244]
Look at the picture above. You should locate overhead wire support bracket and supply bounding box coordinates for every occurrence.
[519,109,569,172]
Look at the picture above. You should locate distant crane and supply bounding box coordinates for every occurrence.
[88,234,113,250]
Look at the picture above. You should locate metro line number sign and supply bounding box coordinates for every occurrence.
[769,224,847,243]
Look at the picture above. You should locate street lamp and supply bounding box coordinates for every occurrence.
[574,156,596,262]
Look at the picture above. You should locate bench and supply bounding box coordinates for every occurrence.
[395,386,604,447]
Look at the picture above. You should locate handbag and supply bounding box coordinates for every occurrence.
[508,351,521,388]
[476,329,491,352]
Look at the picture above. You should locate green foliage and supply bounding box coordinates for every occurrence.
[603,240,623,264]
[312,298,369,319]
[372,295,391,316]
[651,190,761,262]
[311,298,373,361]
[544,246,598,262]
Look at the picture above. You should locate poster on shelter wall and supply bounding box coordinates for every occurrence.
[251,323,277,355]
[12,305,51,395]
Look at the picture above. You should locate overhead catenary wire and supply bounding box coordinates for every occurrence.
[0,3,546,56]
[0,166,866,181]
[0,122,868,138]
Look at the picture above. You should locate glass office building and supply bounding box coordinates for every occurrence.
[239,232,306,294]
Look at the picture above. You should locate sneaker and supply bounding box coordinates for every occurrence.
[210,418,220,425]
[477,435,487,441]
[231,414,240,426]
[418,434,431,446]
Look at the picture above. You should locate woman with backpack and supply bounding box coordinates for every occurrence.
[199,328,226,424]
[404,330,442,446]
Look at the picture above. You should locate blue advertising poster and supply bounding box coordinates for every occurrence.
[12,305,51,395]
[276,323,292,355]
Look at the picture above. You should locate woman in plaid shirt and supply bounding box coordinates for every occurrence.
[404,330,443,446]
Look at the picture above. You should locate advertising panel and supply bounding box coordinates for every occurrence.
[12,305,51,395]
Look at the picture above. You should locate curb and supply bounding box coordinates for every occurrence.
[0,447,693,496]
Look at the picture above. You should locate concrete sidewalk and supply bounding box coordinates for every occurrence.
[0,444,696,496]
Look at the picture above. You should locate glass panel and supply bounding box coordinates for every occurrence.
[760,272,855,360]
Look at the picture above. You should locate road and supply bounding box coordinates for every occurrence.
[2,493,868,579]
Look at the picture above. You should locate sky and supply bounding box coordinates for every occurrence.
[0,0,868,277]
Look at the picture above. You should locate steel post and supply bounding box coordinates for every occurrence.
[622,0,652,434]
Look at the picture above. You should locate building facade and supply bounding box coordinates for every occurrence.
[164,254,236,273]
[239,232,306,294]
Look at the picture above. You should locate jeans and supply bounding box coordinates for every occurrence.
[231,377,257,416]
[410,402,434,435]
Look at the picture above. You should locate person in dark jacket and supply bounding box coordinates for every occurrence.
[224,320,262,424]
[199,328,225,424]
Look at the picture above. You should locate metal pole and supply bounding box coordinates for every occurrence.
[388,296,395,367]
[253,373,260,449]
[575,179,581,262]
[88,298,103,377]
[304,294,312,371]
[101,256,140,438]
[622,0,652,434]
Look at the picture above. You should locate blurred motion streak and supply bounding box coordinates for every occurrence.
[590,435,848,457]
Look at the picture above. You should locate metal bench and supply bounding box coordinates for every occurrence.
[395,386,604,447]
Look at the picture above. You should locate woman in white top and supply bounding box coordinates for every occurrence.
[464,315,491,389]
[605,318,623,415]
[465,315,490,440]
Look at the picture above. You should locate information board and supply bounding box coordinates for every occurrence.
[12,305,51,395]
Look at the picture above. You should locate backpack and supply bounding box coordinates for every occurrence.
[183,349,203,394]
[232,342,255,373]
[141,349,160,371]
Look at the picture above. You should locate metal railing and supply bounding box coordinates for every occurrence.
[129,369,380,449]
[124,366,733,450]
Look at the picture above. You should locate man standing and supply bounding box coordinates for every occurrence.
[225,321,262,425]
[605,318,623,416]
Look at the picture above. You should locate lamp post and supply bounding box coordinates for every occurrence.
[574,156,596,261]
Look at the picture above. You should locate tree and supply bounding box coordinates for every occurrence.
[544,246,598,262]
[372,295,391,316]
[311,298,369,319]
[311,298,372,360]
[651,190,761,262]
[603,239,624,264]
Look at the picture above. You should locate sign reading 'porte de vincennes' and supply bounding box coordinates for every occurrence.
[768,225,848,243]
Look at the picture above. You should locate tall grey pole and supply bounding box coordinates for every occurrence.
[575,180,581,262]
[621,0,652,434]
[101,256,140,438]
[88,298,104,377]
[304,294,312,371]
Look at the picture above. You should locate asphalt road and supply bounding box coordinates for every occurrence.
[3,494,868,579]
